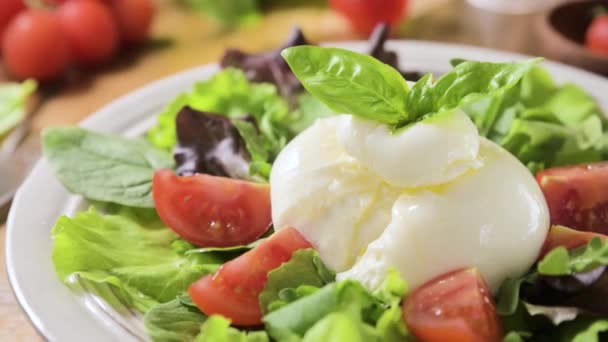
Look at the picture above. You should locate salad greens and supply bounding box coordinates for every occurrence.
[147,68,297,180]
[144,295,207,342]
[462,64,608,173]
[496,238,608,340]
[196,315,270,341]
[221,27,309,102]
[264,270,411,342]
[538,237,608,276]
[43,127,174,208]
[52,207,223,311]
[173,106,251,178]
[0,79,36,137]
[259,249,335,313]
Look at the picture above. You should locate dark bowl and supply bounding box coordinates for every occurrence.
[537,0,608,74]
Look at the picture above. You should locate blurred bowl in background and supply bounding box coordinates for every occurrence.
[537,0,608,75]
[468,0,561,14]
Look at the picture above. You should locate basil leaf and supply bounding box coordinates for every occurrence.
[43,127,174,207]
[281,46,410,125]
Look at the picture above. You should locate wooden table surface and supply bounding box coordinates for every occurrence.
[0,0,588,340]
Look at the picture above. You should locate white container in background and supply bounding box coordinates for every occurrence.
[467,0,564,14]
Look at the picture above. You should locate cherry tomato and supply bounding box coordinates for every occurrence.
[540,225,608,259]
[537,162,608,234]
[108,0,155,45]
[330,0,408,35]
[2,10,70,81]
[153,169,272,247]
[0,0,25,43]
[403,268,503,342]
[586,16,608,55]
[58,0,119,65]
[189,227,312,326]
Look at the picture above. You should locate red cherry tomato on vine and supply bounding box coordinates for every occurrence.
[0,0,25,43]
[108,0,155,45]
[58,0,119,65]
[586,16,608,55]
[2,10,70,80]
[330,0,408,35]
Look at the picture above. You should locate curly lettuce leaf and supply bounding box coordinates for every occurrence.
[0,79,36,137]
[147,68,305,180]
[538,238,608,276]
[498,237,608,340]
[461,65,608,172]
[259,249,335,314]
[144,295,207,342]
[52,207,224,312]
[148,68,289,150]
[195,315,269,342]
[264,275,412,342]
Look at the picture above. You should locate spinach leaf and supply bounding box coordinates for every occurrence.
[43,127,174,208]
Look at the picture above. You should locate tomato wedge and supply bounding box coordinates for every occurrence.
[153,169,271,247]
[189,227,312,326]
[537,162,608,234]
[539,225,608,259]
[403,268,503,342]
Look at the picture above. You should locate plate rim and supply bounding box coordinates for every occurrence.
[6,39,608,341]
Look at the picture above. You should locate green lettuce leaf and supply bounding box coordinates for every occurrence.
[538,237,608,276]
[259,249,335,313]
[147,68,289,151]
[302,312,376,342]
[144,295,207,342]
[461,65,608,172]
[195,315,269,342]
[52,207,224,312]
[147,68,318,180]
[264,276,412,342]
[0,79,36,137]
[43,127,174,208]
[567,319,608,342]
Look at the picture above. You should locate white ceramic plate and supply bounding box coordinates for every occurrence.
[6,41,608,342]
